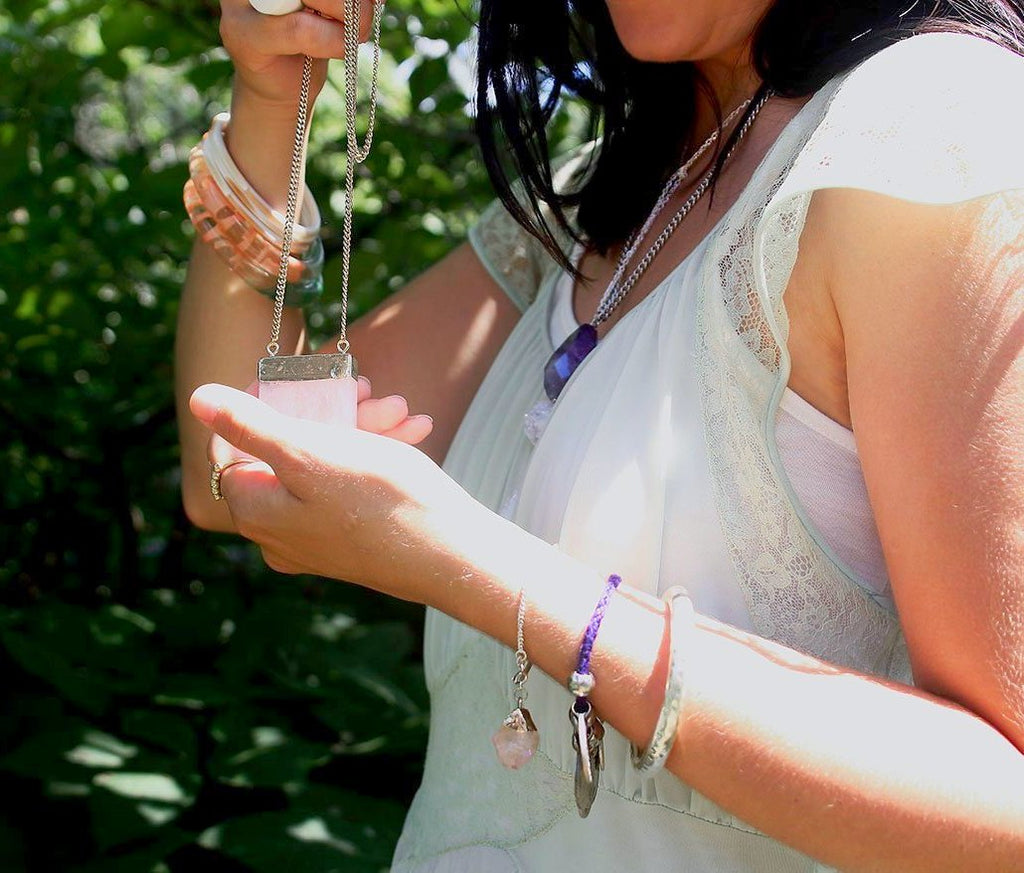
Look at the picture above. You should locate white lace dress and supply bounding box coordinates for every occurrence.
[390,33,1024,873]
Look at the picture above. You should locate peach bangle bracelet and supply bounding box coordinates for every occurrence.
[184,113,322,294]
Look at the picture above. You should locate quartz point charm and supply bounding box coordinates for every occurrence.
[523,398,554,445]
[257,352,358,427]
[492,706,539,770]
[569,698,605,818]
[543,323,597,402]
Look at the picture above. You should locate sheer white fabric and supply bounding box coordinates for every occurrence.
[551,249,890,596]
[775,391,889,594]
[392,33,1024,873]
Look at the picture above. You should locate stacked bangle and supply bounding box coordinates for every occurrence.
[183,112,324,307]
[630,585,694,775]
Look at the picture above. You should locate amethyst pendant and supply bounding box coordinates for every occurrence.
[543,323,597,402]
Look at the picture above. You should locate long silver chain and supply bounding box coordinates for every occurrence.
[591,90,772,327]
[339,0,385,352]
[266,54,313,357]
[614,98,752,279]
[267,0,385,357]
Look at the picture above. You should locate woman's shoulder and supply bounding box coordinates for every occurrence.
[832,30,1024,129]
[468,143,594,312]
[845,29,1024,88]
[780,31,1024,207]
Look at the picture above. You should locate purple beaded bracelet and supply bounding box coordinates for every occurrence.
[567,573,621,817]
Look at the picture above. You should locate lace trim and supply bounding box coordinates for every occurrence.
[467,148,593,312]
[468,198,555,313]
[695,79,908,678]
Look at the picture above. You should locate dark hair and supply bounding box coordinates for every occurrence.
[475,1,1024,270]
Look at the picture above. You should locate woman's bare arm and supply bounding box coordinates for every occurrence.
[175,85,520,530]
[176,0,523,530]
[425,187,1024,870]
[191,184,1024,870]
[830,187,1024,750]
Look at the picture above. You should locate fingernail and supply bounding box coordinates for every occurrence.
[189,384,229,426]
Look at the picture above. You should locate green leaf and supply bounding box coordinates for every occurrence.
[88,786,183,853]
[213,789,405,873]
[408,57,449,107]
[120,710,197,762]
[93,771,190,805]
[1,631,110,715]
[0,724,101,782]
[208,710,333,788]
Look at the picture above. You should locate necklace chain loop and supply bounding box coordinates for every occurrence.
[266,0,385,357]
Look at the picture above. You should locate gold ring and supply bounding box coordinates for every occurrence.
[210,463,226,501]
[209,461,244,501]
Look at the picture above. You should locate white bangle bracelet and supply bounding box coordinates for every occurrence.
[204,113,321,251]
[630,585,694,774]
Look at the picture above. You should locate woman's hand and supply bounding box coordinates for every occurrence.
[352,375,434,445]
[192,382,487,603]
[219,0,376,109]
[207,374,434,490]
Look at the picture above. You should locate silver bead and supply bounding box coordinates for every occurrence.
[567,670,596,697]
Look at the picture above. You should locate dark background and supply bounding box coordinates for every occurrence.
[0,1,581,870]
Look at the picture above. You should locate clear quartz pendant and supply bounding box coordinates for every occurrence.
[492,706,539,770]
[257,352,358,427]
[524,398,554,445]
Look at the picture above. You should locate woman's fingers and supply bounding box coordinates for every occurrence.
[356,394,435,444]
[357,393,408,432]
[223,5,347,62]
[191,383,317,487]
[355,381,433,444]
[222,0,376,61]
[302,0,378,38]
[380,415,433,446]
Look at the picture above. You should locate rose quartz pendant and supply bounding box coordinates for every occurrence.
[257,352,357,428]
[492,707,539,770]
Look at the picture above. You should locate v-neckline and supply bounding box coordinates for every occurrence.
[550,215,723,350]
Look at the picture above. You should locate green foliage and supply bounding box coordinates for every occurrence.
[0,577,426,871]
[1,1,583,870]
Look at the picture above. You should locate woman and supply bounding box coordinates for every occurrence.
[176,1,1024,870]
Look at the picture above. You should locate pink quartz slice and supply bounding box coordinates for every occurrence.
[258,374,358,428]
[492,709,539,770]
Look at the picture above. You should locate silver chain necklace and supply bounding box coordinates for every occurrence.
[529,90,772,440]
[593,90,771,327]
[594,96,753,325]
[255,1,384,426]
[266,0,385,358]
